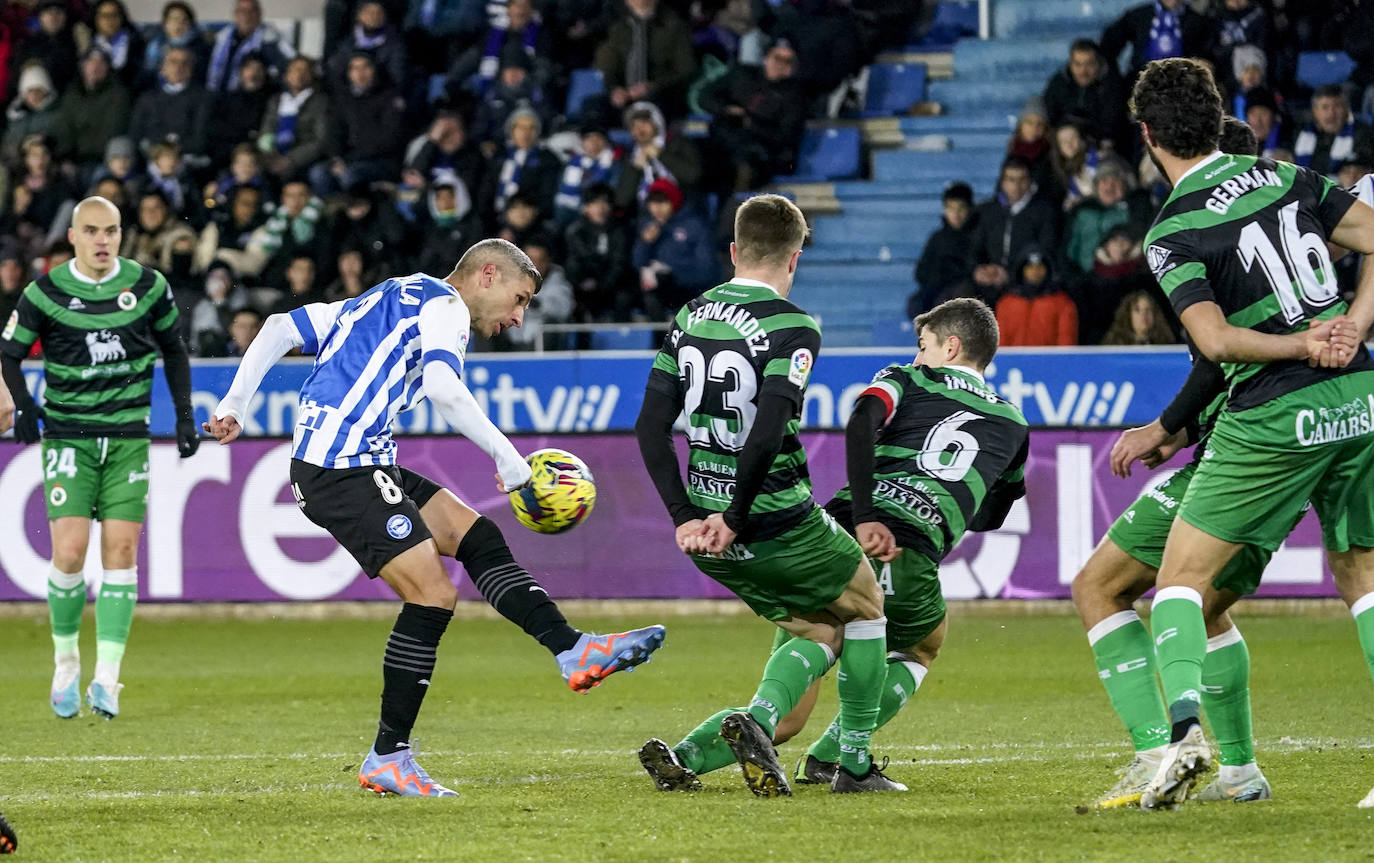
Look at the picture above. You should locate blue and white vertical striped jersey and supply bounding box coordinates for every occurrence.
[290,273,471,468]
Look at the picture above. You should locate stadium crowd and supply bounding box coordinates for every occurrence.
[0,0,917,355]
[908,0,1374,347]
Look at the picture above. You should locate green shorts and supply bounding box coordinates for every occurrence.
[873,549,946,650]
[691,506,864,621]
[41,437,150,522]
[1179,371,1374,555]
[1106,461,1293,597]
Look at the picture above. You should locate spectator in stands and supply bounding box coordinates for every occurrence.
[502,233,574,350]
[324,247,372,301]
[248,180,325,284]
[207,0,296,92]
[494,191,543,248]
[140,139,194,219]
[755,0,861,109]
[91,177,133,223]
[1063,158,1151,275]
[449,0,550,97]
[1078,227,1157,345]
[227,307,263,355]
[478,107,560,228]
[966,155,1057,304]
[995,248,1077,347]
[1101,289,1176,346]
[54,48,131,174]
[1007,98,1053,194]
[1224,43,1266,110]
[207,144,274,214]
[259,57,329,184]
[311,52,406,198]
[410,170,482,276]
[699,37,807,192]
[909,181,975,318]
[6,137,75,260]
[470,43,553,146]
[564,182,629,321]
[1099,0,1209,82]
[90,0,145,89]
[123,188,197,272]
[632,177,716,319]
[1211,0,1269,96]
[1241,85,1290,159]
[328,0,409,92]
[1041,39,1129,154]
[1049,122,1099,210]
[15,0,82,95]
[1294,85,1374,180]
[549,0,611,73]
[189,260,251,356]
[128,46,213,160]
[3,65,60,167]
[401,0,485,76]
[594,0,697,120]
[196,184,269,275]
[269,254,323,314]
[91,136,140,200]
[614,101,702,213]
[0,246,26,323]
[326,184,404,273]
[206,52,275,170]
[554,124,623,226]
[141,1,210,88]
[404,108,483,193]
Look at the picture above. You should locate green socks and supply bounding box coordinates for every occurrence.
[94,568,137,688]
[809,655,927,763]
[48,565,85,667]
[836,618,887,775]
[746,637,835,735]
[1150,587,1207,730]
[674,708,745,775]
[1087,610,1169,751]
[1201,627,1253,767]
[1351,593,1374,685]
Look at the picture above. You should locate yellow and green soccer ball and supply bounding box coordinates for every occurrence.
[509,448,597,534]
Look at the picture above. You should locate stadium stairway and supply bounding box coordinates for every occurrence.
[774,0,1138,347]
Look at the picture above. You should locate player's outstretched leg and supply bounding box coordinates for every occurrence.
[47,565,85,718]
[359,745,458,798]
[638,738,703,791]
[1195,626,1270,802]
[88,566,138,719]
[446,512,667,692]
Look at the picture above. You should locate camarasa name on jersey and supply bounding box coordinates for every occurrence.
[1204,163,1282,214]
[681,299,771,356]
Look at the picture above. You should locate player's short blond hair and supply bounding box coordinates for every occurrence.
[455,238,543,293]
[733,194,809,267]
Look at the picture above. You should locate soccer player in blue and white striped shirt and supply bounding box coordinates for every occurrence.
[204,239,666,797]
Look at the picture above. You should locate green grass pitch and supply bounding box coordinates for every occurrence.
[3,605,1374,861]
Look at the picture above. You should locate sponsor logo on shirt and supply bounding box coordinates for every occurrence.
[1146,244,1172,279]
[386,514,413,539]
[85,329,126,365]
[788,348,813,387]
[1296,396,1374,446]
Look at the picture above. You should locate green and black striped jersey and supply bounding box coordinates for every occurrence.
[1145,153,1370,411]
[0,258,180,437]
[829,364,1028,560]
[644,280,822,541]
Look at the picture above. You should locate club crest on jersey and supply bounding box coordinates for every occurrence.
[1146,245,1172,279]
[116,290,136,311]
[85,329,126,364]
[386,514,413,539]
[1,310,16,340]
[788,348,813,387]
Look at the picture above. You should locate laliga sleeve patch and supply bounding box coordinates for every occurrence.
[2,310,17,340]
[787,348,814,387]
[386,514,413,539]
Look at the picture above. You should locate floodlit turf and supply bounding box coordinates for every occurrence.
[4,607,1374,861]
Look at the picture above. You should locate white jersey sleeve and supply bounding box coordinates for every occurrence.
[213,302,344,424]
[1354,173,1374,208]
[417,295,532,490]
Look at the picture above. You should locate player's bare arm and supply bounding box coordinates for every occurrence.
[0,378,12,435]
[1178,300,1340,365]
[1330,199,1374,337]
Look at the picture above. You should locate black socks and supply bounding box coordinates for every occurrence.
[455,516,580,654]
[375,602,452,755]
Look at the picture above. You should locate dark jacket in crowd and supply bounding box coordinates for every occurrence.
[699,63,807,177]
[1100,2,1210,79]
[593,5,697,117]
[1041,60,1130,153]
[54,75,131,164]
[128,83,214,156]
[327,81,406,164]
[206,85,274,167]
[259,89,331,177]
[564,215,629,318]
[910,215,976,317]
[967,193,1058,271]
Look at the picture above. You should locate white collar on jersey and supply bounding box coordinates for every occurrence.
[729,277,780,294]
[1173,150,1226,187]
[67,258,122,286]
[941,363,986,384]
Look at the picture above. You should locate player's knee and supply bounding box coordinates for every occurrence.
[50,541,87,573]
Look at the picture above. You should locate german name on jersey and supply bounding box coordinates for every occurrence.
[830,365,1028,560]
[644,279,821,541]
[1144,153,1370,410]
[0,258,178,437]
[292,273,467,469]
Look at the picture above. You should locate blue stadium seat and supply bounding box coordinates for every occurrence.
[775,127,862,182]
[899,114,1015,136]
[927,80,1037,115]
[589,327,656,351]
[871,317,915,347]
[864,64,927,115]
[992,0,1135,39]
[873,148,1006,183]
[954,37,1071,81]
[1296,51,1356,90]
[910,0,978,50]
[565,68,605,119]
